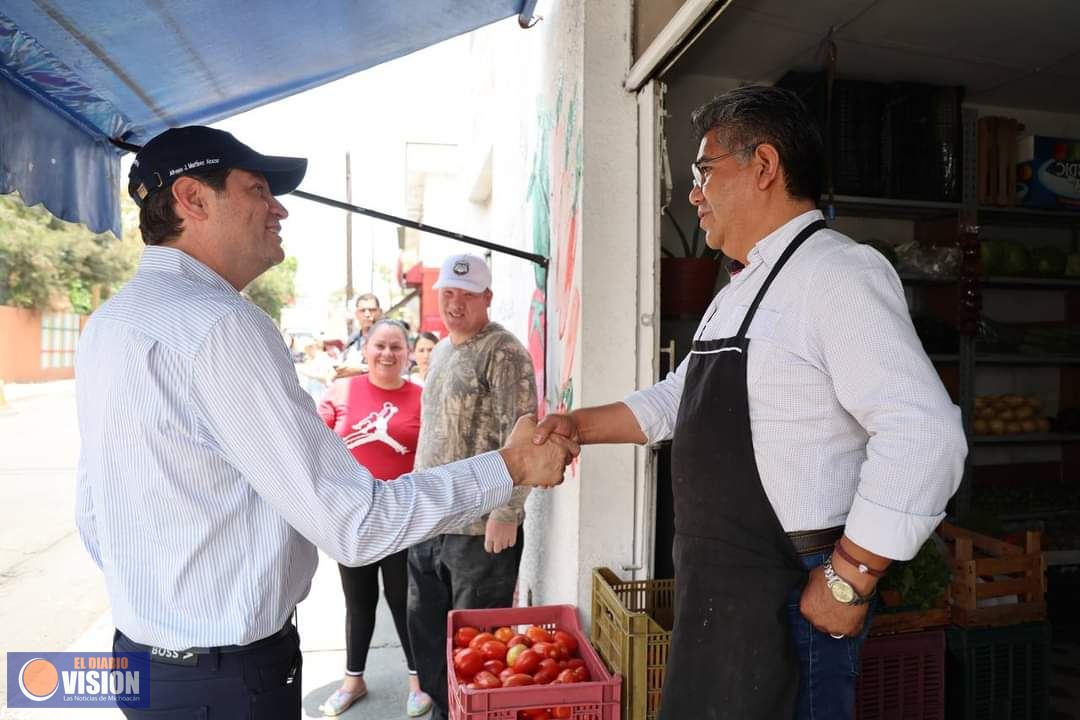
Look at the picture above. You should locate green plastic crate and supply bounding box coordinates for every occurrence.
[590,568,673,720]
[946,621,1051,720]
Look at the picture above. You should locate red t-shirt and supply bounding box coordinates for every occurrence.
[318,375,422,481]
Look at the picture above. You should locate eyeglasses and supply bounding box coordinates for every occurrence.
[691,143,759,188]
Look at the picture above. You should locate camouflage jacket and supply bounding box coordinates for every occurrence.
[415,322,538,534]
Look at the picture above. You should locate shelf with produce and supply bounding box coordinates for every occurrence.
[971,433,1080,446]
[980,275,1080,290]
[899,273,1080,289]
[979,205,1080,228]
[823,194,960,220]
[974,353,1080,366]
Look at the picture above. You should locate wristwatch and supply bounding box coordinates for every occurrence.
[823,555,875,606]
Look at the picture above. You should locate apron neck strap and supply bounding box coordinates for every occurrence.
[736,219,827,340]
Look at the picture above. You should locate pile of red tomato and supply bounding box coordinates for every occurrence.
[452,623,592,720]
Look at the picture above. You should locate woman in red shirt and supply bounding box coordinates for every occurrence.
[316,319,431,717]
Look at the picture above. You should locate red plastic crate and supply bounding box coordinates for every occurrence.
[447,604,621,720]
[856,629,946,720]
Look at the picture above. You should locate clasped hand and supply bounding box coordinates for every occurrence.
[500,415,578,489]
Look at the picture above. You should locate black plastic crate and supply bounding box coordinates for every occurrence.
[946,621,1050,720]
[882,83,963,203]
[776,71,886,197]
[856,630,946,720]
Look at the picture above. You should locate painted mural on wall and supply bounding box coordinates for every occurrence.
[526,81,583,427]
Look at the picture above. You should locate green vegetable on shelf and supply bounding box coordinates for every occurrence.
[1066,252,1080,277]
[878,538,951,612]
[1031,246,1067,276]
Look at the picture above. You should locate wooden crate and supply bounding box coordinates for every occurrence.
[869,601,951,637]
[938,522,1046,628]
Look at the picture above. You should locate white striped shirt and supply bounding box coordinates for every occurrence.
[75,247,512,650]
[623,211,967,560]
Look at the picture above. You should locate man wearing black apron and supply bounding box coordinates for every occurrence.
[534,86,966,719]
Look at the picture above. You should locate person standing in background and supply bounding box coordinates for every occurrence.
[407,254,539,720]
[338,293,384,374]
[317,318,432,717]
[410,331,439,385]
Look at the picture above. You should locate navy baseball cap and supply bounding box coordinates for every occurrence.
[128,126,307,207]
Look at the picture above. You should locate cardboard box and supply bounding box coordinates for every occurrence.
[1017,135,1080,209]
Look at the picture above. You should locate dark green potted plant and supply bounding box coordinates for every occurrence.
[660,207,722,316]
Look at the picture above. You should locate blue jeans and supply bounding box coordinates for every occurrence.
[787,551,874,720]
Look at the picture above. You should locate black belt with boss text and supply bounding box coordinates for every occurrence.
[123,622,294,666]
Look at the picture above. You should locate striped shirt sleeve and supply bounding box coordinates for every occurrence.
[190,306,513,566]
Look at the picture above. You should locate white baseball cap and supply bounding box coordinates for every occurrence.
[433,253,492,293]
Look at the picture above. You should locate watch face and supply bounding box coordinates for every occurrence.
[829,580,856,604]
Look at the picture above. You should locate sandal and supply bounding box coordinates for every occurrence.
[407,689,433,717]
[319,687,366,717]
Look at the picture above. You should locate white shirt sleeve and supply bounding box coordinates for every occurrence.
[808,246,967,559]
[621,354,689,445]
[190,306,513,567]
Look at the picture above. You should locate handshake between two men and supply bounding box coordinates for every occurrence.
[498,414,580,488]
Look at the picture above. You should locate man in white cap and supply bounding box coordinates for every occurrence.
[407,253,539,720]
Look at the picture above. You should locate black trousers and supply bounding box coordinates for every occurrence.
[112,624,301,719]
[338,548,415,674]
[407,529,524,720]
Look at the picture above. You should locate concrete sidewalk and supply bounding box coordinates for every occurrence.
[5,551,421,720]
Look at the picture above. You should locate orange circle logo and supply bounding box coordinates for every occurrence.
[19,658,59,701]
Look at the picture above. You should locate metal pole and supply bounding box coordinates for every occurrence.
[345,152,354,316]
[291,189,549,269]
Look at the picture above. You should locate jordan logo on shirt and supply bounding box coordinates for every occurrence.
[344,402,409,455]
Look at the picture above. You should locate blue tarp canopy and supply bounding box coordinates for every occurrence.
[0,0,536,237]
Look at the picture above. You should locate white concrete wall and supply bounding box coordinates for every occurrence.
[455,1,644,621]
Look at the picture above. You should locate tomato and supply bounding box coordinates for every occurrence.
[533,667,559,685]
[472,670,502,689]
[469,632,497,651]
[552,630,578,655]
[455,626,480,648]
[499,667,515,684]
[538,658,559,673]
[566,658,586,670]
[494,626,515,643]
[506,643,528,668]
[525,626,552,645]
[480,640,508,662]
[571,665,590,683]
[482,659,506,675]
[552,707,573,719]
[511,648,542,675]
[453,648,484,679]
[508,634,532,648]
[531,642,559,660]
[503,673,536,687]
[554,668,577,684]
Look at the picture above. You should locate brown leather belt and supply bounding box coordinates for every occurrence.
[787,525,844,555]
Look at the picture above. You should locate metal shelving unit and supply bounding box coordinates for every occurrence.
[972,433,1080,446]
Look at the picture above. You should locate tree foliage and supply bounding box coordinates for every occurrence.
[1,191,299,324]
[0,193,142,312]
[244,256,297,323]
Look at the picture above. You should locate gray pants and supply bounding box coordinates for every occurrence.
[407,529,524,720]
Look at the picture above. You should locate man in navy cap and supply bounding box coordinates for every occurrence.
[75,127,577,718]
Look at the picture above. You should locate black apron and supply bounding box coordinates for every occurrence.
[657,220,826,720]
